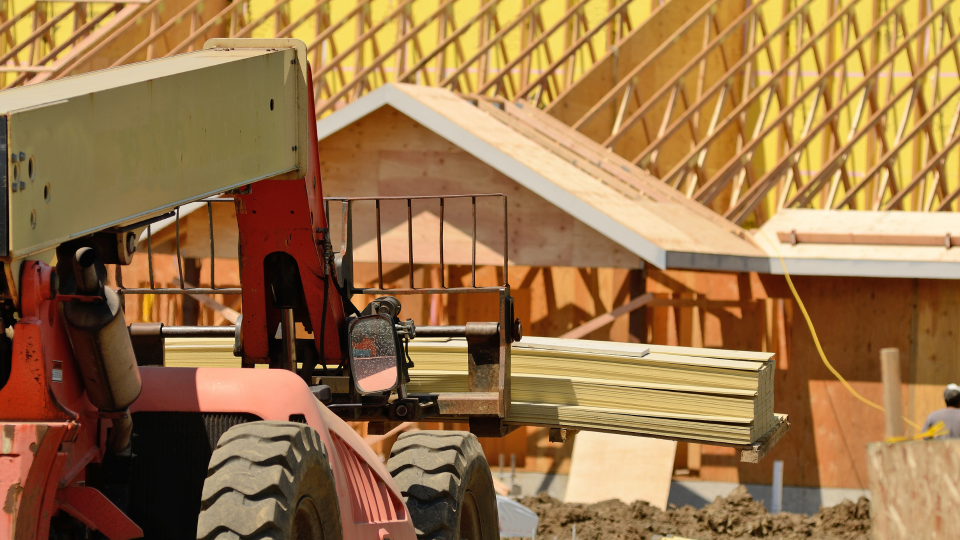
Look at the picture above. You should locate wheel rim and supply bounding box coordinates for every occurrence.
[293,496,324,540]
[459,491,484,540]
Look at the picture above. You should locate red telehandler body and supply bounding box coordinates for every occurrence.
[0,39,512,540]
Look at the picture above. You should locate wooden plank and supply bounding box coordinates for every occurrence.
[777,231,959,247]
[496,99,750,238]
[559,292,654,338]
[566,432,676,508]
[880,348,905,439]
[740,414,789,463]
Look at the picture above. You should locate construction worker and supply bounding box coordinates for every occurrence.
[922,383,960,438]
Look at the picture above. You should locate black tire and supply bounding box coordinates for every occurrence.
[387,431,499,540]
[196,421,343,540]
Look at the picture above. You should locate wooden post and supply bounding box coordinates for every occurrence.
[880,347,904,439]
[182,258,202,326]
[687,442,701,476]
[628,265,647,343]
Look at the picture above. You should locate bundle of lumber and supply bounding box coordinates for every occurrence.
[163,336,779,446]
[406,337,777,446]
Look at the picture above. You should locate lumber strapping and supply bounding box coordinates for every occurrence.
[164,336,779,445]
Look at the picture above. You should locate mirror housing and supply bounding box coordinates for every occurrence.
[348,314,401,394]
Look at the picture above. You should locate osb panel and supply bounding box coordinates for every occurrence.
[868,439,960,539]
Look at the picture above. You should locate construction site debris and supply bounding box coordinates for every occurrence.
[520,486,871,540]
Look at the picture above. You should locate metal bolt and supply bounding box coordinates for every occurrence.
[126,232,137,254]
[18,152,25,161]
[10,153,17,163]
[395,404,408,417]
[292,146,297,151]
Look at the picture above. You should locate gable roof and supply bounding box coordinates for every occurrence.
[317,83,768,272]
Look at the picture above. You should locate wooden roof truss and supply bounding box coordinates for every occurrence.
[1,0,642,115]
[310,0,636,115]
[554,0,960,223]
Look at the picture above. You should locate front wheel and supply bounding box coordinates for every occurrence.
[196,421,343,540]
[388,431,499,540]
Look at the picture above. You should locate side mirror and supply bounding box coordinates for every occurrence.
[348,314,400,394]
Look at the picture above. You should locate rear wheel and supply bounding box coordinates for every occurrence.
[196,421,343,540]
[387,431,498,540]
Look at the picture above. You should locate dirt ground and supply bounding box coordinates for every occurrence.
[519,486,871,540]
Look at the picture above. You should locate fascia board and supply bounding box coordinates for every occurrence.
[767,257,960,280]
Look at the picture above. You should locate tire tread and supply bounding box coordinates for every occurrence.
[387,431,497,540]
[196,421,336,540]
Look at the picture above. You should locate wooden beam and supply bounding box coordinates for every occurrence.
[777,230,958,248]
[173,279,240,324]
[880,348,904,440]
[560,292,653,339]
[629,267,646,343]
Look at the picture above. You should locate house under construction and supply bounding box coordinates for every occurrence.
[9,0,960,512]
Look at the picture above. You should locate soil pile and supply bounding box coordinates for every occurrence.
[519,486,870,540]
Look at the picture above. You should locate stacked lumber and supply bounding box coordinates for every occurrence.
[165,338,242,368]
[163,336,777,445]
[406,337,777,445]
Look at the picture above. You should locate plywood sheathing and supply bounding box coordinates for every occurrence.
[317,83,766,270]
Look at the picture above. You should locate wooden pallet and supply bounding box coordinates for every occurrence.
[739,414,790,463]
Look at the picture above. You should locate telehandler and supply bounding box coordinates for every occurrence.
[0,39,518,540]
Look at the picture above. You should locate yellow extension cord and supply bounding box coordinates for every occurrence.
[761,231,947,441]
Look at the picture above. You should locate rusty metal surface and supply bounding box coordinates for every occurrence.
[128,322,164,366]
[468,417,520,438]
[435,392,500,416]
[415,325,467,337]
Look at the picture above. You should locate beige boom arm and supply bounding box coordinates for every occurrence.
[0,39,312,302]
